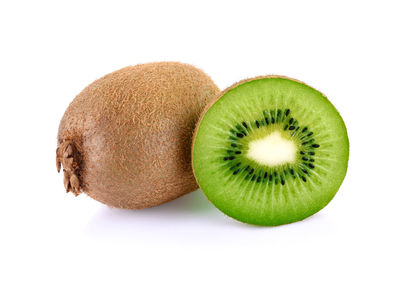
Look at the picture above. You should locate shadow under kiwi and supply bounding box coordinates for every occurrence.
[84,190,241,241]
[84,189,331,245]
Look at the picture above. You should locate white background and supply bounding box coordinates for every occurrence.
[1,0,399,280]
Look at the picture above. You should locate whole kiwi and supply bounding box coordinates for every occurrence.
[56,62,220,209]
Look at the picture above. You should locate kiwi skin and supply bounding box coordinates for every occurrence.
[57,62,220,209]
[191,75,348,226]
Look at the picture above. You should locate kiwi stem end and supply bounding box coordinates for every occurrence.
[56,140,82,196]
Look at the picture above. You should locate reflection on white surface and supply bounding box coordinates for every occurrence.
[85,190,238,244]
[84,189,331,246]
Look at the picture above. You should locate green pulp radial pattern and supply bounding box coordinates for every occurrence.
[192,77,349,226]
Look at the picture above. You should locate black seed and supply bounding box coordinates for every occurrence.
[302,157,309,161]
[277,109,282,116]
[236,133,244,138]
[281,179,285,185]
[264,172,268,178]
[265,118,269,125]
[249,168,254,175]
[290,169,294,175]
[251,175,256,181]
[255,120,260,128]
[308,164,315,169]
[275,178,278,184]
[223,157,228,161]
[269,175,273,181]
[302,168,308,174]
[285,109,290,116]
[302,141,309,145]
[300,151,305,155]
[228,156,235,160]
[236,163,241,167]
[257,176,261,183]
[289,118,294,124]
[295,127,299,131]
[308,151,315,155]
[244,166,249,171]
[235,151,241,154]
[310,159,315,162]
[302,127,308,133]
[307,132,314,137]
[271,117,275,124]
[289,126,295,130]
[242,122,248,129]
[233,169,239,175]
[273,171,277,177]
[231,143,237,147]
[301,176,307,182]
[312,144,320,148]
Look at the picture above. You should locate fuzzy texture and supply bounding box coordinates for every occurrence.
[57,62,220,209]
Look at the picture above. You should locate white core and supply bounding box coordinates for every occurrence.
[247,131,297,166]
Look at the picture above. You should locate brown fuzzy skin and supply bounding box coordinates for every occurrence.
[57,62,220,209]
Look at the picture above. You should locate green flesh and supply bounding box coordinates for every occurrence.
[192,77,349,226]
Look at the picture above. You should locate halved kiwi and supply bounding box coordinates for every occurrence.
[192,76,349,226]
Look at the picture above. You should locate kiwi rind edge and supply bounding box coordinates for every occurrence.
[191,75,346,226]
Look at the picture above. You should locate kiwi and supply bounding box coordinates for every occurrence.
[192,76,349,226]
[56,62,219,209]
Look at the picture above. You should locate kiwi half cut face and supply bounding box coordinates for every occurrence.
[192,76,349,226]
